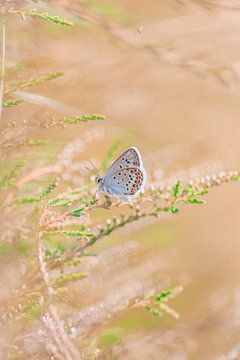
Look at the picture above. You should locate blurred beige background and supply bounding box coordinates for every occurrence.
[1,1,240,359]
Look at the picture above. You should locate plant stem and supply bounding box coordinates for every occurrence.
[0,14,5,121]
[38,209,81,360]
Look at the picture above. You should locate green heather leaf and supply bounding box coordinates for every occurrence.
[170,206,179,214]
[174,180,180,198]
[146,306,155,315]
[23,299,42,321]
[81,252,97,257]
[52,271,88,287]
[156,286,183,302]
[196,189,209,195]
[42,114,105,128]
[187,198,205,204]
[186,184,195,196]
[22,10,73,26]
[61,230,93,237]
[5,71,64,94]
[16,197,41,204]
[71,212,82,217]
[45,238,67,259]
[155,289,173,302]
[3,98,25,108]
[0,160,26,191]
[71,207,85,214]
[232,173,240,181]
[70,259,81,266]
[16,179,58,205]
[40,178,59,199]
[60,114,105,125]
[26,139,49,146]
[146,306,162,317]
[46,198,72,208]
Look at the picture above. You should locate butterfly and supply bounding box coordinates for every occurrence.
[95,147,146,202]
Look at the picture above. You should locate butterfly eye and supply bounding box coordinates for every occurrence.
[95,176,102,184]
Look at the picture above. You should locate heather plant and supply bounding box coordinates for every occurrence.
[0,1,239,360]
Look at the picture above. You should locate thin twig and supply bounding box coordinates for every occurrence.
[3,163,62,206]
[0,14,5,120]
[38,209,82,360]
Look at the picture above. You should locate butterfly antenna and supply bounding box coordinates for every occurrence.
[85,160,98,175]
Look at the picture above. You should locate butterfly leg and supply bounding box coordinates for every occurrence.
[90,190,100,204]
[95,190,100,199]
[105,193,113,207]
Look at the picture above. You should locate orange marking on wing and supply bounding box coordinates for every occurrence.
[130,170,142,194]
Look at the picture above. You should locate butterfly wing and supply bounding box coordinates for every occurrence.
[104,167,146,199]
[104,147,143,177]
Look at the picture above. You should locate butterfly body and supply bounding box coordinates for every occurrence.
[95,147,146,201]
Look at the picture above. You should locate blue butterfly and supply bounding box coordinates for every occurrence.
[96,147,146,201]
